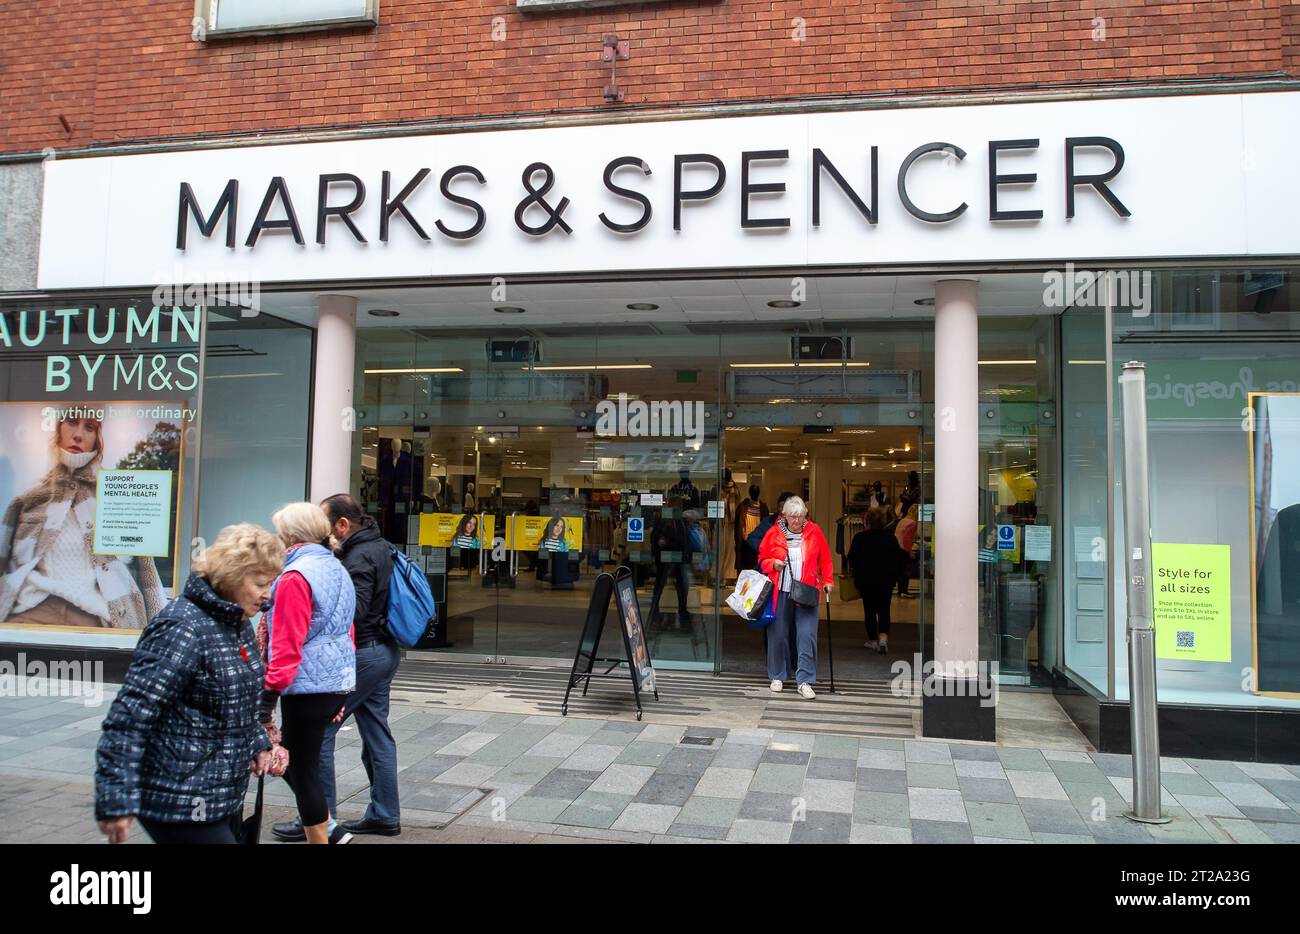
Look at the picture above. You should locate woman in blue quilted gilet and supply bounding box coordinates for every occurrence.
[260,502,356,845]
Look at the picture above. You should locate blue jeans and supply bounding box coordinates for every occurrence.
[766,591,820,685]
[320,640,402,825]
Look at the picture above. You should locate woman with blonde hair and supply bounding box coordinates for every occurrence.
[95,523,284,843]
[259,502,356,845]
[1,412,165,628]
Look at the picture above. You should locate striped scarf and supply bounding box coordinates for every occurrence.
[778,518,803,592]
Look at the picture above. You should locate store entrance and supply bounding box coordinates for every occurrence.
[353,311,944,678]
[716,422,929,681]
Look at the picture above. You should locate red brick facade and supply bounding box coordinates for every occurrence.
[2,0,1296,156]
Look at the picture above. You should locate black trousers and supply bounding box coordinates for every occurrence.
[862,583,894,640]
[139,809,242,844]
[281,692,346,827]
[648,561,691,624]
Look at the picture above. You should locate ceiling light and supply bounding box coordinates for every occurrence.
[494,306,526,314]
[978,359,1037,366]
[364,367,464,374]
[767,300,801,309]
[913,298,935,307]
[525,364,652,371]
[1067,359,1106,365]
[367,308,399,317]
[627,302,659,311]
[729,362,870,369]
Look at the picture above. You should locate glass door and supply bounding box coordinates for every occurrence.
[492,326,723,669]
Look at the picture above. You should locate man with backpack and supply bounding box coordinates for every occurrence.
[273,493,402,840]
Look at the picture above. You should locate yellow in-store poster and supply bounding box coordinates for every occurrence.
[418,513,494,549]
[509,514,584,553]
[1152,542,1231,662]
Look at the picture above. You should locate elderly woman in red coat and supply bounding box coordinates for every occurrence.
[757,496,833,700]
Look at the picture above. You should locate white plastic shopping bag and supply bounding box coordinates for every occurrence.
[726,569,772,620]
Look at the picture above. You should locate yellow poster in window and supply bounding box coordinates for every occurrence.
[1152,542,1231,662]
[418,513,494,549]
[509,514,584,553]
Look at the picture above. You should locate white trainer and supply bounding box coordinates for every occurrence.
[769,679,783,693]
[798,683,816,700]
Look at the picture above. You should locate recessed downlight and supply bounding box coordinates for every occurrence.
[767,300,801,309]
[627,302,659,311]
[494,306,527,314]
[367,308,399,317]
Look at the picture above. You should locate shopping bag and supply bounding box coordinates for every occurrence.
[725,569,772,621]
[836,573,859,602]
[240,776,264,845]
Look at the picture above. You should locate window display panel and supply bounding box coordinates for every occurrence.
[1061,306,1109,693]
[1112,268,1300,707]
[195,311,313,548]
[351,321,726,667]
[0,301,202,636]
[1251,393,1300,695]
[976,316,1058,686]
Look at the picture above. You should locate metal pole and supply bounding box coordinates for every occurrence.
[1119,361,1169,824]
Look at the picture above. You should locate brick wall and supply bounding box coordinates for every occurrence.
[1,0,1294,156]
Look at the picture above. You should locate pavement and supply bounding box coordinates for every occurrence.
[4,671,1300,845]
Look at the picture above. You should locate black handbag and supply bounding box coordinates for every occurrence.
[789,578,821,608]
[240,776,264,845]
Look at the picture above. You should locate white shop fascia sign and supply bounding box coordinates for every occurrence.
[36,91,1300,290]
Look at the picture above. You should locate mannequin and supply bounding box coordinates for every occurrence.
[426,476,443,513]
[719,469,739,585]
[735,483,768,572]
[463,481,476,514]
[376,437,412,542]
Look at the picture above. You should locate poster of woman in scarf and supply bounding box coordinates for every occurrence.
[0,403,183,629]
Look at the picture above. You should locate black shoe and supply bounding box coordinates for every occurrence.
[328,824,354,845]
[342,818,401,836]
[271,818,305,842]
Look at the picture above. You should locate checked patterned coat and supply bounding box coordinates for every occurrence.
[94,573,271,823]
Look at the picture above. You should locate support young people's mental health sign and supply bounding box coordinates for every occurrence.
[94,470,174,557]
[1152,542,1231,662]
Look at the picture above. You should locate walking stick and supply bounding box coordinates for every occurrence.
[824,590,836,695]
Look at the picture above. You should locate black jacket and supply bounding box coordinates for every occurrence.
[95,573,270,823]
[650,516,688,562]
[339,523,394,645]
[847,529,907,590]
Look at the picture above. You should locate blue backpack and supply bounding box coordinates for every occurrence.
[386,547,437,648]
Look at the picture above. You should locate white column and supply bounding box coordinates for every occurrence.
[309,294,357,503]
[810,451,845,612]
[933,279,979,681]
